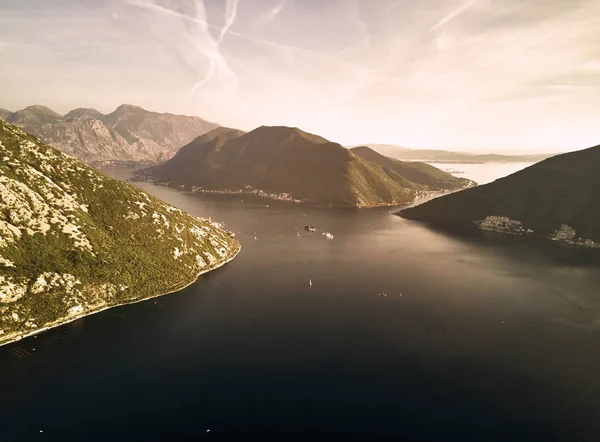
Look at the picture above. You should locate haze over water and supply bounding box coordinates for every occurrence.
[1,167,600,440]
[426,161,536,185]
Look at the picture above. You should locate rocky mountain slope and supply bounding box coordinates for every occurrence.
[357,144,556,164]
[4,104,218,165]
[399,145,600,247]
[135,126,472,208]
[0,119,240,347]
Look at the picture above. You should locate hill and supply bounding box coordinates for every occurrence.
[357,144,557,164]
[4,104,218,166]
[350,146,475,190]
[134,126,472,208]
[0,119,240,346]
[399,145,600,247]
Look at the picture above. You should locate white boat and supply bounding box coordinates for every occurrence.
[322,232,334,239]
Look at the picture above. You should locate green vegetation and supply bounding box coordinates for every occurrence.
[350,146,474,190]
[136,126,471,208]
[399,145,600,245]
[0,119,240,346]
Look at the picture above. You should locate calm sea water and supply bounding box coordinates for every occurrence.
[425,162,535,185]
[2,166,600,441]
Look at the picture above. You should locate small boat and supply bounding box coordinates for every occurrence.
[297,231,301,237]
[304,225,316,232]
[322,232,334,239]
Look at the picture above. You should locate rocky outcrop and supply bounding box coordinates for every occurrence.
[0,118,240,346]
[4,104,218,165]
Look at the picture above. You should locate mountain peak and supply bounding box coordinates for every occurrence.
[64,108,104,120]
[6,104,219,164]
[114,104,148,113]
[6,105,64,124]
[249,125,331,144]
[23,104,60,113]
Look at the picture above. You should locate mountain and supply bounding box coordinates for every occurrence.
[134,126,473,208]
[0,119,240,347]
[0,108,12,119]
[4,104,218,166]
[6,105,64,125]
[357,144,557,164]
[399,145,600,247]
[64,107,105,120]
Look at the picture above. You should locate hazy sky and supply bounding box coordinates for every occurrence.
[1,0,599,153]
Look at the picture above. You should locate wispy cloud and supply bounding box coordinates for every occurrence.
[218,0,239,43]
[2,0,600,152]
[125,0,351,65]
[253,0,286,25]
[430,0,476,31]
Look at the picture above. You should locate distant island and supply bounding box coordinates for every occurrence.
[399,144,600,247]
[352,144,558,164]
[2,104,218,166]
[134,126,474,208]
[0,119,240,347]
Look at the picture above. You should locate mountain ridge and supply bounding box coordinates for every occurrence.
[3,104,219,165]
[135,126,473,208]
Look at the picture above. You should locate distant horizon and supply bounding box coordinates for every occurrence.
[2,101,581,156]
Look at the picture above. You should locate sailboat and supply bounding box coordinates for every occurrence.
[309,278,312,288]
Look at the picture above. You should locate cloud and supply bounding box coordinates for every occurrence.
[218,0,239,44]
[254,0,286,25]
[126,0,353,66]
[125,0,238,100]
[430,0,476,31]
[2,0,600,151]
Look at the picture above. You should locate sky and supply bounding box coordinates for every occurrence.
[0,0,599,153]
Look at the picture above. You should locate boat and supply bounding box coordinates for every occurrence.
[304,225,316,232]
[322,232,334,239]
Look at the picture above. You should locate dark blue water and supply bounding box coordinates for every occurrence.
[2,169,600,441]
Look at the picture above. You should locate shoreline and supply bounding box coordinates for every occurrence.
[131,177,472,210]
[0,242,241,349]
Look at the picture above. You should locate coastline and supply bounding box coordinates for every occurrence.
[0,241,241,348]
[131,177,473,210]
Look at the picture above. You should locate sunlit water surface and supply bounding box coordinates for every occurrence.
[424,161,535,185]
